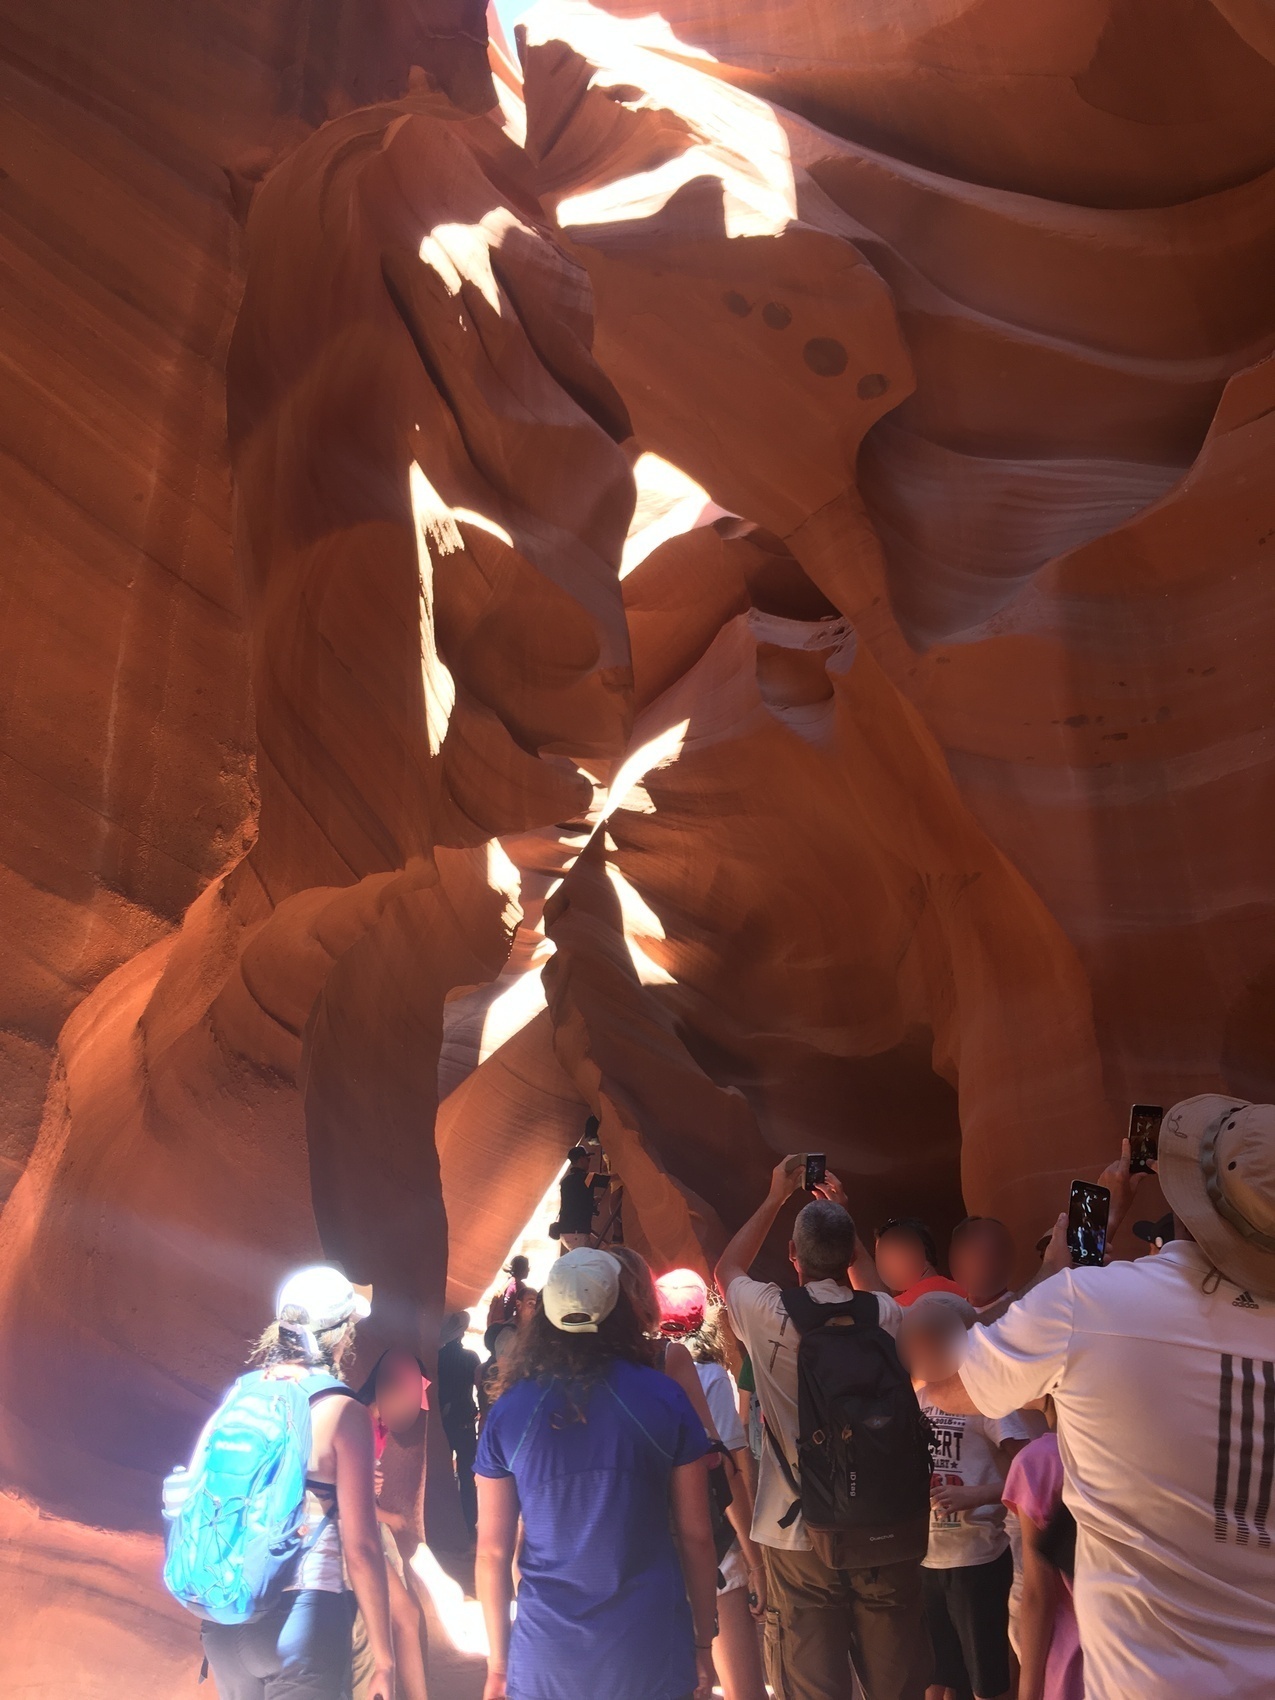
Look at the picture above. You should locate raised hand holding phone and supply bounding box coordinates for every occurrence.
[1128,1103,1164,1174]
[1067,1181,1111,1266]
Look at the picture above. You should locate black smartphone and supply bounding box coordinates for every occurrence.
[1067,1181,1110,1267]
[804,1153,826,1191]
[1128,1104,1163,1174]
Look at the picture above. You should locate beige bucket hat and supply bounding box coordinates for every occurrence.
[1158,1095,1275,1300]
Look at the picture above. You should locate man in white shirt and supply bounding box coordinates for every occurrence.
[717,1154,931,1700]
[912,1095,1275,1700]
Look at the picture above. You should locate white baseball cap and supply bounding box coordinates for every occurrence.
[543,1249,620,1334]
[276,1265,371,1334]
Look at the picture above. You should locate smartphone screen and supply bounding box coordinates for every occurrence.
[804,1153,826,1191]
[1128,1104,1164,1175]
[1067,1181,1110,1267]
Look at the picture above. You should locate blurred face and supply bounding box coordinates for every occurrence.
[896,1299,970,1387]
[515,1288,539,1325]
[950,1222,1013,1303]
[374,1349,424,1433]
[875,1229,929,1293]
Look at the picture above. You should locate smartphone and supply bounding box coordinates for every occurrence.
[1067,1181,1110,1267]
[1128,1104,1164,1175]
[804,1153,827,1191]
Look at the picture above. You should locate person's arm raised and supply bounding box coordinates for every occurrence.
[475,1475,519,1700]
[1098,1137,1145,1242]
[975,1213,1070,1328]
[334,1398,395,1700]
[715,1155,805,1293]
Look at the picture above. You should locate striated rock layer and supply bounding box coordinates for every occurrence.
[2,1,1274,1694]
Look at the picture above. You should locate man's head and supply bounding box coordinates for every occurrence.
[791,1199,858,1284]
[949,1216,1014,1304]
[566,1145,589,1171]
[874,1217,939,1293]
[440,1308,470,1347]
[1157,1096,1275,1299]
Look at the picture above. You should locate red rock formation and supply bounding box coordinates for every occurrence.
[517,0,1275,1246]
[0,5,626,1688]
[2,2,1275,1694]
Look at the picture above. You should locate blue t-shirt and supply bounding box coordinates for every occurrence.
[475,1357,710,1700]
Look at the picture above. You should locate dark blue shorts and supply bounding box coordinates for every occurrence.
[202,1590,355,1700]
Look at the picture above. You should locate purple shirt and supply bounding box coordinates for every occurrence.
[476,1357,709,1700]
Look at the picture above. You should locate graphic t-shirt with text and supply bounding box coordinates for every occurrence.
[921,1403,1031,1569]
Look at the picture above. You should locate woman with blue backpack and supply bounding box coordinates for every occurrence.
[162,1265,395,1700]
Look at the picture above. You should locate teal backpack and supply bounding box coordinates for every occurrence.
[161,1369,348,1624]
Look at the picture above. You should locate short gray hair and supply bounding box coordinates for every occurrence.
[793,1200,857,1279]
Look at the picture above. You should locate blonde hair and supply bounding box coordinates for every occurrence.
[249,1310,357,1373]
[683,1299,730,1366]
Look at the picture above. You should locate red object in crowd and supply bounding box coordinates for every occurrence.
[893,1274,967,1308]
[655,1267,709,1335]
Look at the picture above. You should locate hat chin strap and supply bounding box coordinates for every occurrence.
[1201,1117,1275,1254]
[279,1316,350,1360]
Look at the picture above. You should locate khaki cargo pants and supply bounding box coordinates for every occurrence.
[762,1545,932,1700]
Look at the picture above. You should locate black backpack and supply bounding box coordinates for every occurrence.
[766,1288,932,1568]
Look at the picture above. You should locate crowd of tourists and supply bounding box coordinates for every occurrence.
[160,1093,1275,1700]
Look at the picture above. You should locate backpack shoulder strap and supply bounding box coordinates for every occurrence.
[778,1286,820,1333]
[762,1414,803,1529]
[851,1290,881,1330]
[779,1286,866,1334]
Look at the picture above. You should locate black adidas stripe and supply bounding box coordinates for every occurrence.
[1214,1355,1275,1546]
[1215,1354,1234,1544]
[1235,1358,1256,1545]
[1256,1361,1275,1552]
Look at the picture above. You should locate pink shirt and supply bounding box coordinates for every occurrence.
[1003,1435,1083,1700]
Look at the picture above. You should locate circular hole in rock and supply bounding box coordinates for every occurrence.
[762,302,792,330]
[722,290,752,316]
[803,337,848,378]
[856,371,889,399]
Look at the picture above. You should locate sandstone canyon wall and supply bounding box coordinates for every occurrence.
[2,2,1274,1695]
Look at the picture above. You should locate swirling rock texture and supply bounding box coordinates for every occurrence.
[2,0,1275,1694]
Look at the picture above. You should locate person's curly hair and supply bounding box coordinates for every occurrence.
[493,1283,656,1397]
[682,1298,730,1367]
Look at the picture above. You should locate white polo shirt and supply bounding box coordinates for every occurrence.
[726,1275,905,1550]
[959,1241,1275,1700]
